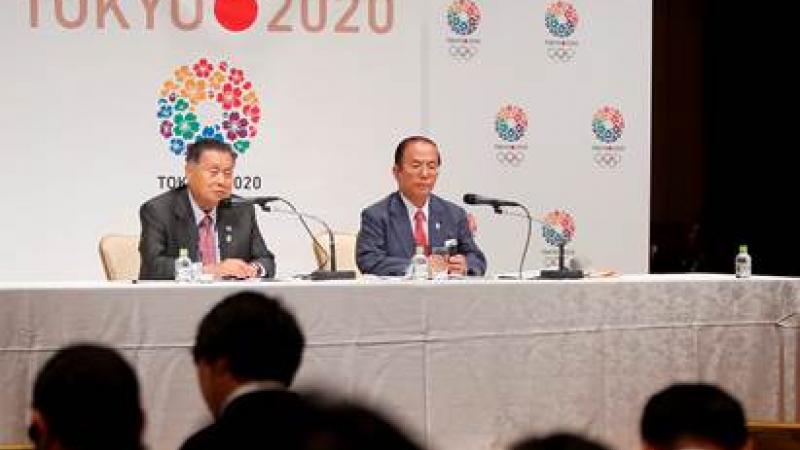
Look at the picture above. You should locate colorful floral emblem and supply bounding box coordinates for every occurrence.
[157,58,260,156]
[592,106,625,144]
[495,105,528,142]
[447,0,481,36]
[545,1,579,38]
[542,210,576,246]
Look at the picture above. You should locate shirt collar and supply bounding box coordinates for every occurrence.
[220,380,286,415]
[187,190,218,227]
[399,192,430,223]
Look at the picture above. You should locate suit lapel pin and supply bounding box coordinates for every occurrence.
[223,226,233,243]
[435,222,441,230]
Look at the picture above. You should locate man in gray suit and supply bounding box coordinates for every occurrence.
[138,139,274,280]
[356,136,486,276]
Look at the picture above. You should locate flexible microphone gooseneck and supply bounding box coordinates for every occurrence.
[463,193,532,280]
[221,196,356,280]
[469,200,583,279]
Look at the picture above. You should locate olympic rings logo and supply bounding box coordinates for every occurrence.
[496,150,525,166]
[449,44,478,61]
[547,46,576,62]
[593,151,622,168]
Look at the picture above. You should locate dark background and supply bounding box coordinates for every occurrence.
[650,0,796,275]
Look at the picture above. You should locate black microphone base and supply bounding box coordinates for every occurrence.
[310,270,357,281]
[539,269,584,279]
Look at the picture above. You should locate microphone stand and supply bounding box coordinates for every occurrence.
[265,202,356,280]
[489,203,533,280]
[539,243,583,279]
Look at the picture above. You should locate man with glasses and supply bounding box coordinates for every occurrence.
[138,138,274,280]
[356,136,486,276]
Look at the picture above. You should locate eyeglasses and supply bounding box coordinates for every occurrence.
[404,163,440,174]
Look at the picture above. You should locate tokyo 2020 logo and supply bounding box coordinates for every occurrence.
[542,210,576,246]
[495,105,528,143]
[447,0,481,36]
[545,1,579,38]
[445,0,481,61]
[591,106,626,169]
[494,104,529,167]
[157,58,261,157]
[592,106,625,144]
[544,1,580,62]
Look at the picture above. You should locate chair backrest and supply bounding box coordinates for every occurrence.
[98,234,141,281]
[749,421,800,450]
[312,232,359,274]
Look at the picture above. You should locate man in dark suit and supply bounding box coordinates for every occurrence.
[138,138,275,280]
[179,291,308,450]
[357,136,486,276]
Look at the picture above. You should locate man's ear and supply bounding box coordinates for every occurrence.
[29,409,47,448]
[209,357,230,376]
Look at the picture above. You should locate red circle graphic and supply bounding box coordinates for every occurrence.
[214,0,258,32]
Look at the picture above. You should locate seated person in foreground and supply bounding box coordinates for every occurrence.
[179,291,307,450]
[138,138,275,280]
[640,383,750,450]
[511,432,614,450]
[356,136,486,276]
[29,343,145,450]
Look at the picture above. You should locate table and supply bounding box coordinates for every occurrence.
[1,274,799,450]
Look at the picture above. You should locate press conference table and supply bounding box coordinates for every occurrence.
[1,274,799,450]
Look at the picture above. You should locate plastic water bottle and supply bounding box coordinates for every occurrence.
[735,244,751,278]
[174,248,193,282]
[411,246,429,280]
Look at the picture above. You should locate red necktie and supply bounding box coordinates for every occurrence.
[199,214,217,266]
[413,209,428,254]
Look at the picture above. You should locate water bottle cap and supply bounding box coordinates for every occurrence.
[415,245,425,255]
[739,244,748,253]
[179,248,188,257]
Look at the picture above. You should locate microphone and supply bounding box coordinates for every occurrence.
[463,193,521,208]
[219,196,281,208]
[228,195,356,281]
[463,192,531,279]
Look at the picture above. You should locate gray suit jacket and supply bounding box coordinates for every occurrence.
[138,186,275,280]
[356,192,487,276]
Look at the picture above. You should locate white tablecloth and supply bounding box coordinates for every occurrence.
[1,274,799,450]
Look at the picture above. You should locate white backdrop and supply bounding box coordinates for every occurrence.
[0,0,651,280]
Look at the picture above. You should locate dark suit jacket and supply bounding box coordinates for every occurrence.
[356,192,487,276]
[178,390,309,450]
[138,186,275,280]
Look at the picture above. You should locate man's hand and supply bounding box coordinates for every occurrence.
[447,254,468,275]
[467,212,478,234]
[205,258,258,279]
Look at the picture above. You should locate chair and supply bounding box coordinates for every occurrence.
[98,234,141,281]
[748,421,800,450]
[312,232,360,274]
